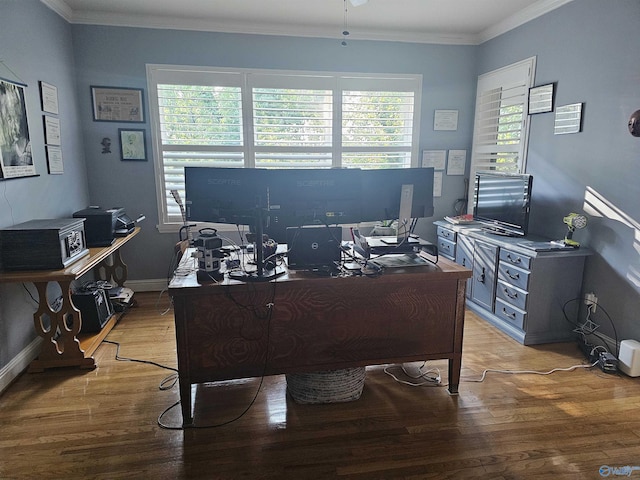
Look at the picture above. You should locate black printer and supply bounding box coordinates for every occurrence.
[73,206,135,247]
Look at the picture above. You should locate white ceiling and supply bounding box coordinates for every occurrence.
[41,0,573,45]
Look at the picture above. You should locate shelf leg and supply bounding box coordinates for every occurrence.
[29,280,95,372]
[94,249,128,286]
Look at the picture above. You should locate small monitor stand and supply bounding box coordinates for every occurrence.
[397,183,414,243]
[228,208,286,282]
[378,183,418,247]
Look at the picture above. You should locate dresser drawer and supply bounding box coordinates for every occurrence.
[498,262,530,291]
[500,248,531,270]
[495,298,526,330]
[496,280,528,311]
[436,226,456,242]
[437,237,456,259]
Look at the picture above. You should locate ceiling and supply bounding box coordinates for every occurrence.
[41,0,573,45]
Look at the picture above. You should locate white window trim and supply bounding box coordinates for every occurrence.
[468,57,536,205]
[146,64,423,233]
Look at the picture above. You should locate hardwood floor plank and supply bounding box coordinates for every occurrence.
[1,292,639,479]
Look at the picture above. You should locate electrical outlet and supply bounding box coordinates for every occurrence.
[585,292,597,312]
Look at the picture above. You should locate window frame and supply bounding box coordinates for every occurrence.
[146,64,423,232]
[468,57,536,205]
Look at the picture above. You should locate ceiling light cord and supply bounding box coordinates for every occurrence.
[342,0,350,46]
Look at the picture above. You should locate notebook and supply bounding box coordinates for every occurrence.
[286,226,342,271]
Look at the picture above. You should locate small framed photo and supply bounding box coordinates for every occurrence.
[91,86,144,122]
[528,83,555,114]
[118,129,147,161]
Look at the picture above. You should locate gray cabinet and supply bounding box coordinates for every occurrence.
[471,240,498,310]
[435,221,590,345]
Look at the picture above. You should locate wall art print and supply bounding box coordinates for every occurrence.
[0,79,36,179]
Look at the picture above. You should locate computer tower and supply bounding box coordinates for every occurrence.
[71,288,114,333]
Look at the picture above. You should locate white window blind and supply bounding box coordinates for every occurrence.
[469,57,536,187]
[147,65,422,229]
[252,87,333,169]
[342,90,415,169]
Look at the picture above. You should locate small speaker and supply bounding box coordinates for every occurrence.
[618,339,640,377]
[71,289,114,333]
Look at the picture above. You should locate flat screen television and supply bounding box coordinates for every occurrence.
[472,171,533,237]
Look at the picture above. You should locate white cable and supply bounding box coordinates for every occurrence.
[384,363,442,387]
[464,361,598,383]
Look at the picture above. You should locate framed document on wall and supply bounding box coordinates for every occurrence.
[91,86,144,122]
[528,83,555,114]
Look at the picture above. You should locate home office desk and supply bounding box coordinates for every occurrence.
[0,227,140,372]
[169,251,471,426]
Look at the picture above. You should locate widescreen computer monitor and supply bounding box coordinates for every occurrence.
[184,166,269,225]
[359,167,435,223]
[267,168,363,227]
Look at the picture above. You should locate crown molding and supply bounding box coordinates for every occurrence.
[479,0,574,44]
[66,10,479,45]
[40,0,572,46]
[40,0,73,22]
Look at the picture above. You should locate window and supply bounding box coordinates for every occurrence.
[469,57,536,195]
[146,65,422,229]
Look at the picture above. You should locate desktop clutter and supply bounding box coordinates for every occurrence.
[183,222,439,284]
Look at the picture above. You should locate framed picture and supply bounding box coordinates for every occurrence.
[91,86,144,122]
[528,83,555,114]
[0,79,37,180]
[118,128,147,161]
[39,81,59,114]
[43,115,61,145]
[46,145,64,174]
[554,103,584,135]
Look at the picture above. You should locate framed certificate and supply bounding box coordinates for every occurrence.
[43,115,61,145]
[39,81,59,114]
[91,86,144,122]
[529,83,555,114]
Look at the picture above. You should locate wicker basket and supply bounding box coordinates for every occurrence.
[286,367,366,404]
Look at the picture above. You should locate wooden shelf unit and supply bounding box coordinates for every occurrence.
[0,227,140,371]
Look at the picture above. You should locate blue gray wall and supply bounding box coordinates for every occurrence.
[0,0,89,369]
[70,25,477,282]
[1,0,639,374]
[478,0,640,346]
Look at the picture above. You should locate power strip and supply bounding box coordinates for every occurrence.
[598,352,618,374]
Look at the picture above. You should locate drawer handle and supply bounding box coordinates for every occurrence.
[506,254,522,264]
[504,288,518,299]
[476,267,486,284]
[501,308,516,320]
[505,269,520,280]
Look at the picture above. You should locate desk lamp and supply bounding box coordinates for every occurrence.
[563,213,588,247]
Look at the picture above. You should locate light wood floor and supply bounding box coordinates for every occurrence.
[1,292,639,479]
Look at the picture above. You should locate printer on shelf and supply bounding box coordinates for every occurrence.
[73,206,136,247]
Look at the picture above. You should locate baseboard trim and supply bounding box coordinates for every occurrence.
[0,337,42,395]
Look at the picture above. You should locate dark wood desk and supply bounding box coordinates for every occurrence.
[0,227,139,371]
[169,253,471,426]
